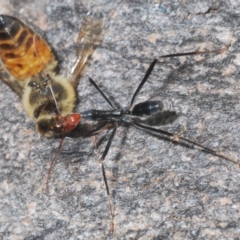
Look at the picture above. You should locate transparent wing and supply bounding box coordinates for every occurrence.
[68,14,103,87]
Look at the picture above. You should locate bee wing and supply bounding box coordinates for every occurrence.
[68,14,103,87]
[0,65,24,97]
[0,15,54,98]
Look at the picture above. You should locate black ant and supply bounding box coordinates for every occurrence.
[46,44,236,233]
[74,44,238,233]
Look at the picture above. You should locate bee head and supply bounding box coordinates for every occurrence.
[36,113,81,138]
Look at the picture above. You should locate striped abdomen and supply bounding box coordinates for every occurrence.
[0,15,53,80]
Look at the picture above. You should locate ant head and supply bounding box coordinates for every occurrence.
[61,113,81,133]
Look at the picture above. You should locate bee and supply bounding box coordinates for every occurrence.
[0,14,102,138]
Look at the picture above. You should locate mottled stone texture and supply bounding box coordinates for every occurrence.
[0,0,240,239]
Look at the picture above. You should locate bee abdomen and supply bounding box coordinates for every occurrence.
[0,15,54,80]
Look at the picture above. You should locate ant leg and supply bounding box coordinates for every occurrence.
[89,77,114,109]
[131,121,239,165]
[130,44,230,108]
[130,59,158,107]
[101,126,117,194]
[99,126,117,234]
[157,44,230,60]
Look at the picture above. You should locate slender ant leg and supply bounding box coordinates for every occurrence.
[100,126,118,234]
[89,77,115,109]
[130,44,230,107]
[131,122,238,165]
[100,126,118,197]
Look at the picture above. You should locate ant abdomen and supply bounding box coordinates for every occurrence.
[131,100,163,116]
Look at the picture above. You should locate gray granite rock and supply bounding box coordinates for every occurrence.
[0,0,240,239]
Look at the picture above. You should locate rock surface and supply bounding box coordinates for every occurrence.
[0,0,240,239]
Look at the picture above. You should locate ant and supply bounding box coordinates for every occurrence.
[75,44,238,233]
[45,44,236,233]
